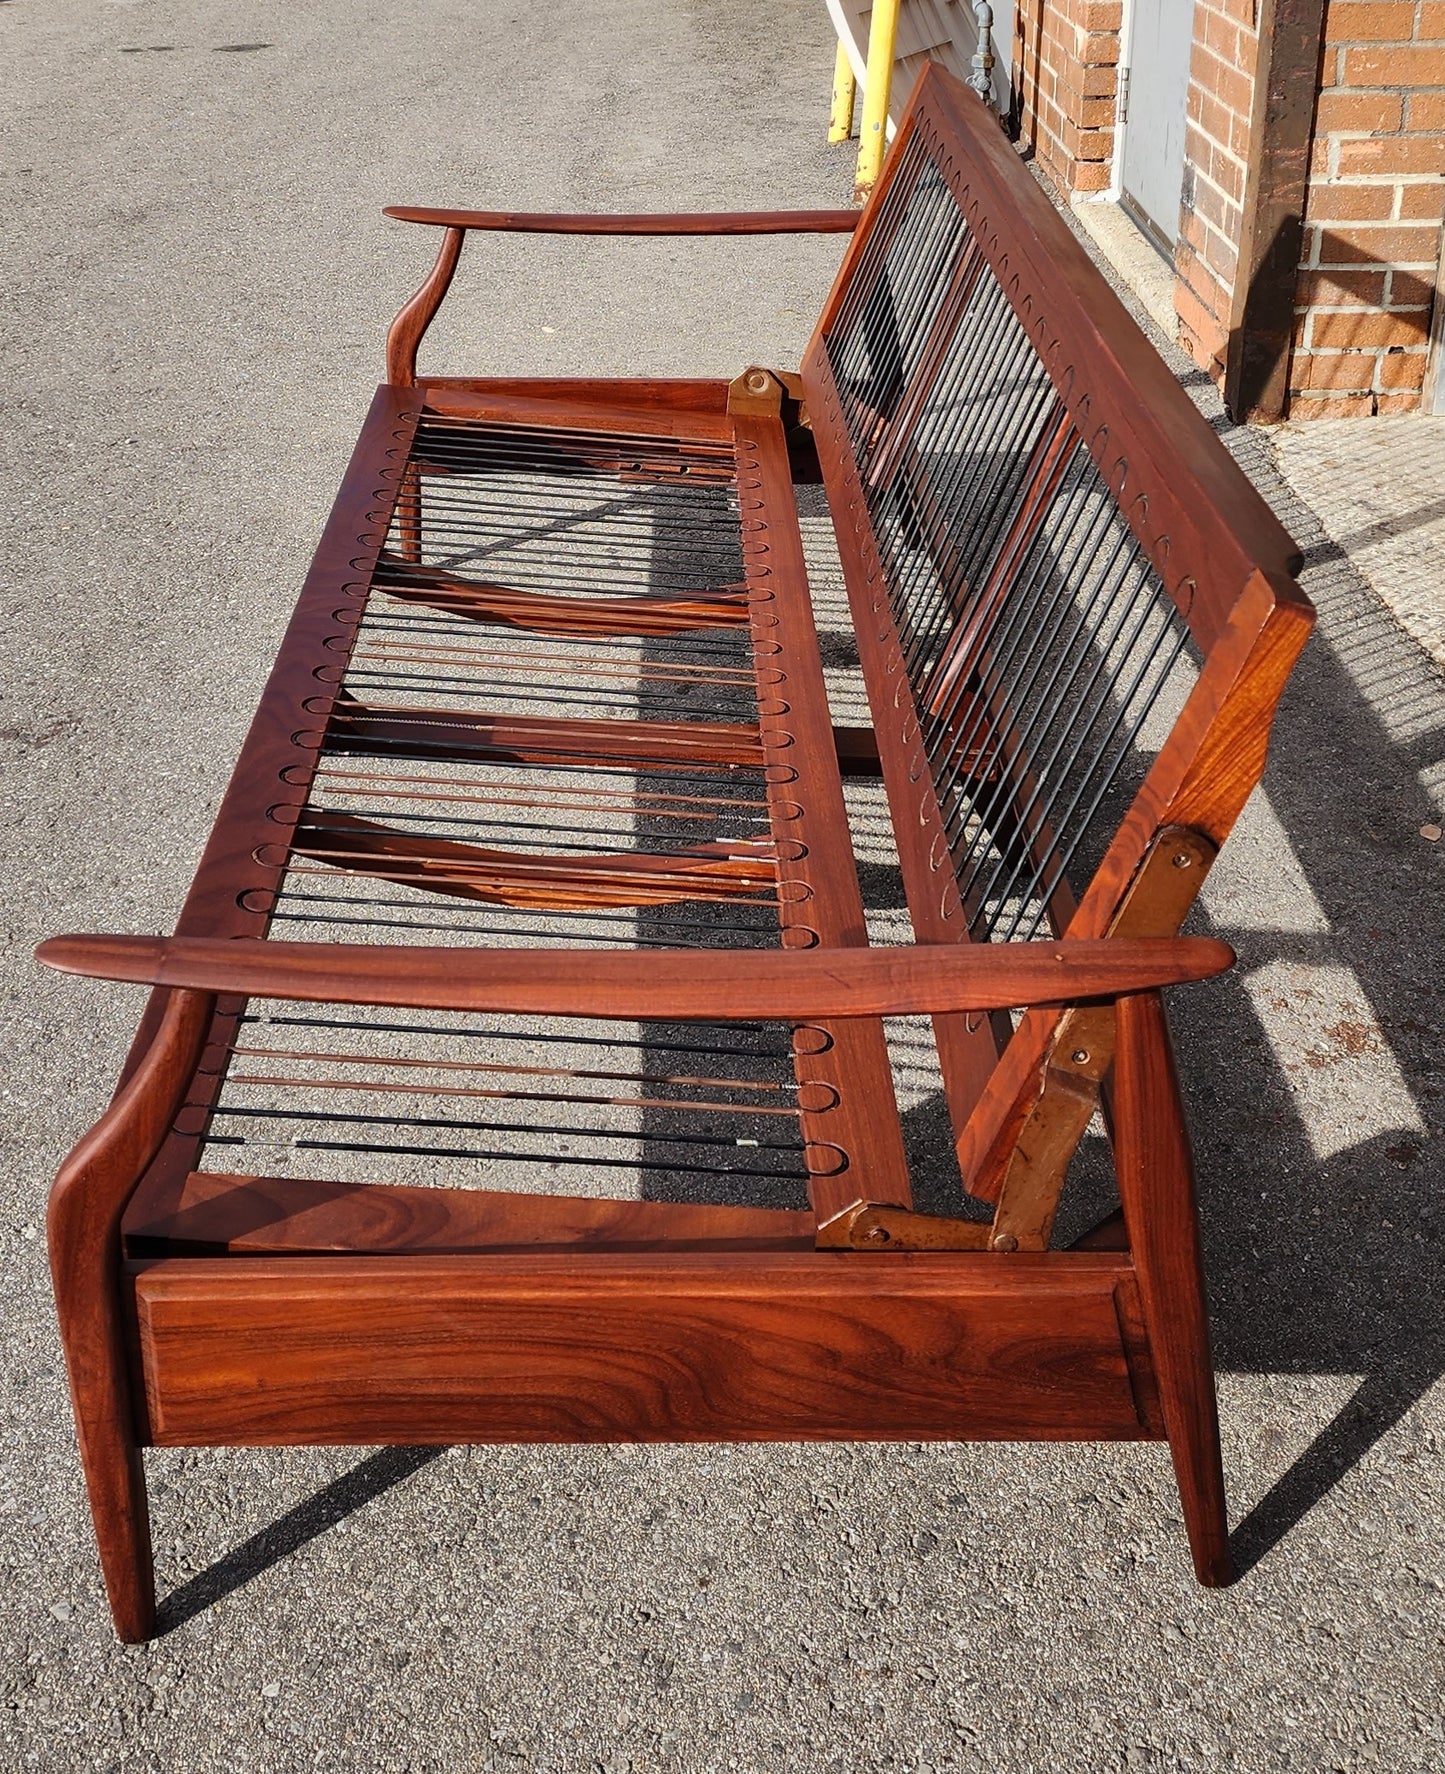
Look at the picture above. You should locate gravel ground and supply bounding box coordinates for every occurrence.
[2,3,1442,1770]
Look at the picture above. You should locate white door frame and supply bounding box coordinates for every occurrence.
[1094,0,1143,205]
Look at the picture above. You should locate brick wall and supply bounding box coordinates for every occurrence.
[1173,0,1265,385]
[1013,0,1122,195]
[1010,0,1445,418]
[1289,1,1445,415]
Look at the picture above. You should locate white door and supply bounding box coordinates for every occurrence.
[1119,0,1196,253]
[989,0,1016,115]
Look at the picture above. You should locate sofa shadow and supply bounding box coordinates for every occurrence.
[154,1446,446,1636]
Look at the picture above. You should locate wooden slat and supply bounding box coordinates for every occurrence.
[290,812,778,909]
[327,703,766,769]
[419,383,737,442]
[125,1173,817,1257]
[166,385,422,941]
[130,1252,1164,1446]
[953,573,1314,1198]
[372,557,752,635]
[418,375,732,415]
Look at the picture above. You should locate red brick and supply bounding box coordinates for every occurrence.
[1388,267,1439,306]
[1324,2,1416,42]
[1294,350,1379,392]
[1418,3,1445,38]
[1077,61,1119,96]
[1198,5,1243,62]
[1081,2,1123,29]
[1398,183,1445,221]
[1313,90,1405,134]
[1077,93,1116,128]
[1075,30,1119,65]
[1317,223,1443,263]
[1342,44,1445,84]
[1336,135,1445,178]
[1191,40,1251,107]
[1188,83,1233,148]
[1174,279,1229,362]
[1408,91,1445,132]
[1287,392,1379,416]
[1308,309,1429,348]
[1203,224,1240,282]
[1206,142,1247,201]
[1178,208,1209,253]
[1189,177,1230,230]
[1375,348,1430,389]
[1296,267,1390,305]
[1375,392,1423,413]
[1180,254,1231,317]
[1304,182,1399,222]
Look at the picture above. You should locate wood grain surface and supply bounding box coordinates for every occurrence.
[131,1252,1163,1446]
[38,934,1235,1019]
[384,207,861,234]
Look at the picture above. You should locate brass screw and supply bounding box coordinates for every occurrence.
[1172,851,1193,868]
[865,1224,891,1243]
[1071,1048,1089,1065]
[992,1233,1019,1252]
[746,370,770,394]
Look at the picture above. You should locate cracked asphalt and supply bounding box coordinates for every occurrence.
[1,2,1442,1769]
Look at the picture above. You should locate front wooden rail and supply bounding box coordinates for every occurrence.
[37,935,1233,1020]
[382,207,861,234]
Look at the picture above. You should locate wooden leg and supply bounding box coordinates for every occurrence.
[1114,990,1232,1586]
[45,988,214,1642]
[50,1239,158,1642]
[68,1374,156,1644]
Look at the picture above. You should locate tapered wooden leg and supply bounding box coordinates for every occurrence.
[1114,990,1232,1586]
[45,988,214,1642]
[66,1371,156,1643]
[50,1234,157,1641]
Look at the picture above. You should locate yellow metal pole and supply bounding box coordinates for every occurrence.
[854,0,901,201]
[828,39,857,143]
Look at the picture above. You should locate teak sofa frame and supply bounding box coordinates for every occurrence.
[40,67,1313,1641]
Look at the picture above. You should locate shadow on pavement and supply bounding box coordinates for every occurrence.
[156,1446,446,1636]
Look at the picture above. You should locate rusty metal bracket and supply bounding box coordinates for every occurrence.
[986,824,1220,1252]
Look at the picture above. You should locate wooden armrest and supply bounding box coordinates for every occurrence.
[36,935,1233,1021]
[382,206,860,235]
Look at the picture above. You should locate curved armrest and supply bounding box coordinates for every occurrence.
[37,935,1233,1021]
[383,206,860,235]
[382,205,859,384]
